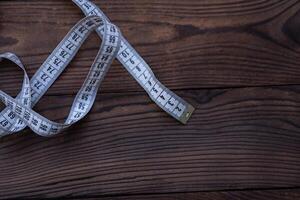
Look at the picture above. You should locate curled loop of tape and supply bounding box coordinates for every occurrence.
[0,0,195,137]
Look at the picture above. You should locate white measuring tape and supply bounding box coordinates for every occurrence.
[0,0,195,137]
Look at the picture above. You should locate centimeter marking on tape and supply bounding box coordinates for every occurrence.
[0,0,195,137]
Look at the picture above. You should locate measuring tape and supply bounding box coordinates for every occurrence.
[0,0,195,137]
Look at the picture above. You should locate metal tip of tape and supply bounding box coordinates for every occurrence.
[179,104,195,125]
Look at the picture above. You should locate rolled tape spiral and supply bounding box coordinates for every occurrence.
[0,0,195,137]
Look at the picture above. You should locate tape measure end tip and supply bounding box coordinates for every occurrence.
[180,105,195,125]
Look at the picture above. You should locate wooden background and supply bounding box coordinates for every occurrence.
[1,0,300,199]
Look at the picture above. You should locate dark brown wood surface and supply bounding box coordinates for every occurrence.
[1,0,300,199]
[75,189,300,200]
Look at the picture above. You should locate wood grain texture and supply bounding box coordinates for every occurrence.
[1,87,300,198]
[1,0,300,199]
[83,189,300,200]
[1,1,300,95]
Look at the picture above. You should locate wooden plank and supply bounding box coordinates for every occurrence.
[2,0,300,199]
[82,189,300,200]
[1,86,300,198]
[1,1,300,95]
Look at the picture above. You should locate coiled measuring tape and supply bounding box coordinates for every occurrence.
[0,0,195,137]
